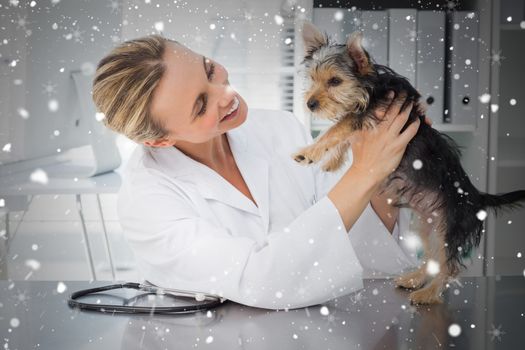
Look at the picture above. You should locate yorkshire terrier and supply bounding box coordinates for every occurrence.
[293,21,525,304]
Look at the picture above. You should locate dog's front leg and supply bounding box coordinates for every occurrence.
[292,118,352,167]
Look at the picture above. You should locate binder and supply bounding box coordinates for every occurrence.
[416,11,446,125]
[312,8,362,45]
[388,9,418,85]
[448,11,479,126]
[359,11,388,66]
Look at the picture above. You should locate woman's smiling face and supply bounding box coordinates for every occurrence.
[147,41,247,146]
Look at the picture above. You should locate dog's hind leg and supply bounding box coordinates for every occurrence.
[395,211,433,290]
[408,214,449,304]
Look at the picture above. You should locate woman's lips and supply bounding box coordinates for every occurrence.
[220,98,240,122]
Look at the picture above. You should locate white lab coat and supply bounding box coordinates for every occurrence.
[117,108,419,310]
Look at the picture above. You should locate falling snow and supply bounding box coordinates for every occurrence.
[426,259,440,276]
[29,169,49,184]
[479,93,491,104]
[448,323,461,337]
[56,282,67,294]
[487,324,506,342]
[476,209,488,221]
[412,159,423,170]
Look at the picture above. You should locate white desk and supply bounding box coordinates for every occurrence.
[0,169,122,281]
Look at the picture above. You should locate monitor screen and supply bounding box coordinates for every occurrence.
[0,0,123,167]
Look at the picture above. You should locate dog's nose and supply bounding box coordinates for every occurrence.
[307,98,319,111]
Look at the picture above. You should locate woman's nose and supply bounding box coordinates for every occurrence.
[217,83,237,109]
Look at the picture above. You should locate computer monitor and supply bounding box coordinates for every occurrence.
[0,0,123,177]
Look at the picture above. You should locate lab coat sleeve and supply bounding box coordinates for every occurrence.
[286,112,416,276]
[118,170,364,311]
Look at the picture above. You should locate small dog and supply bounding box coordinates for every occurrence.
[293,21,525,304]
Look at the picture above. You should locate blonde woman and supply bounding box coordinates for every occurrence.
[93,34,425,310]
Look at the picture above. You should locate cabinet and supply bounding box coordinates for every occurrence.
[486,0,525,276]
[292,0,525,276]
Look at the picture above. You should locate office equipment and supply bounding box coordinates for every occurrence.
[416,11,446,125]
[0,0,122,176]
[447,11,479,126]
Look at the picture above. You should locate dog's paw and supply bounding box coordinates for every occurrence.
[292,145,325,165]
[394,274,426,290]
[292,151,314,165]
[408,288,443,305]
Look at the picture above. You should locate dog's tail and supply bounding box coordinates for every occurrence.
[481,190,525,215]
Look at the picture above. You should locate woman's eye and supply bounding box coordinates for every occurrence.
[197,60,216,116]
[197,95,208,116]
[328,77,342,86]
[207,62,215,80]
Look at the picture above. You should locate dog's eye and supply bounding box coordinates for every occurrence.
[327,77,342,86]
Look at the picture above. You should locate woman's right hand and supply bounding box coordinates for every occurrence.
[327,91,421,232]
[348,91,420,186]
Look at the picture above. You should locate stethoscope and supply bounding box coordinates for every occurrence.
[68,281,227,315]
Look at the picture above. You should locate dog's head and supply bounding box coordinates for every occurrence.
[301,21,376,122]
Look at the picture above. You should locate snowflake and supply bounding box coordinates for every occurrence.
[487,324,506,342]
[42,81,57,97]
[71,24,85,44]
[323,308,341,327]
[243,9,253,21]
[350,290,367,305]
[107,0,120,14]
[16,15,30,31]
[12,289,30,308]
[404,304,419,316]
[488,49,505,66]
[446,1,458,10]
[404,27,421,42]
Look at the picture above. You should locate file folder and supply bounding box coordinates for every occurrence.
[448,11,479,126]
[312,8,361,45]
[416,11,446,125]
[388,9,418,85]
[360,11,388,66]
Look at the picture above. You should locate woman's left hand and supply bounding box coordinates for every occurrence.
[423,115,433,126]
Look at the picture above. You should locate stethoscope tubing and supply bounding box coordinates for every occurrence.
[68,282,225,314]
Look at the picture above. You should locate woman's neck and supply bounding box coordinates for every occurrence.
[174,133,234,170]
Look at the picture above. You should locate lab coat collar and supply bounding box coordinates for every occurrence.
[146,124,271,233]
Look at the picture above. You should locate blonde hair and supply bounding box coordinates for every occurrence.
[92,34,179,143]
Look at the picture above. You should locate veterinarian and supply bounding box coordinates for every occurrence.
[92,35,428,310]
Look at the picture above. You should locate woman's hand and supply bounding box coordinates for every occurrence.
[348,91,420,185]
[327,91,422,232]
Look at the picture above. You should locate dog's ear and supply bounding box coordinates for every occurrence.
[346,31,374,76]
[301,21,328,55]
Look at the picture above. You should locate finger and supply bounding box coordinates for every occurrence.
[389,101,414,135]
[393,117,420,149]
[424,115,433,126]
[384,92,408,126]
[374,90,395,120]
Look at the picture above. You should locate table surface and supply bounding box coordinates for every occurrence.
[1,277,524,350]
[0,170,121,196]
